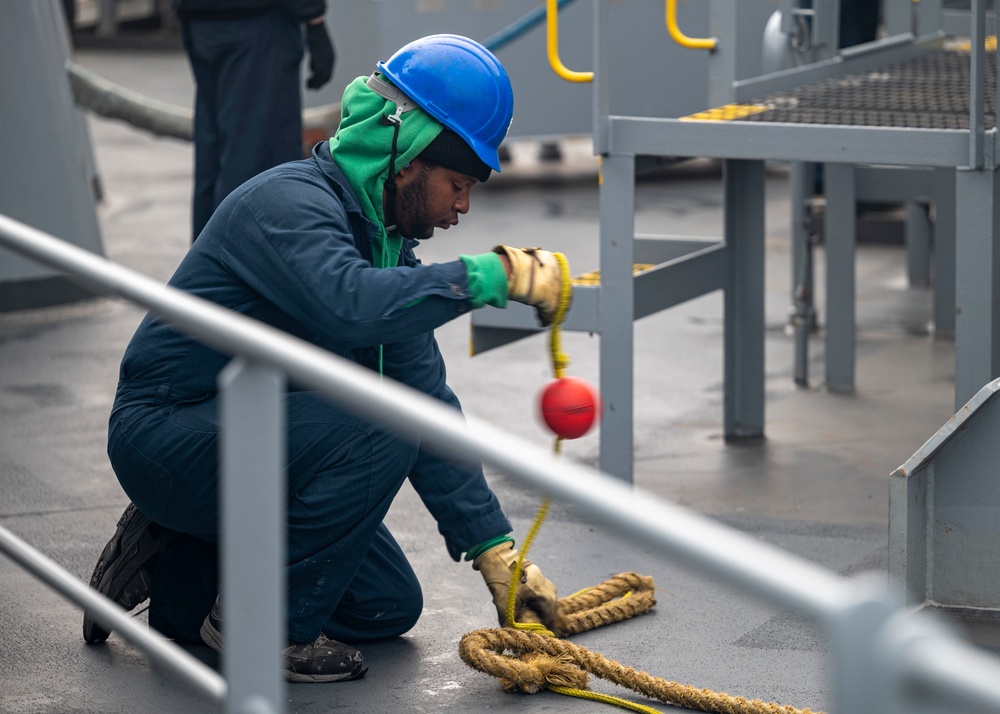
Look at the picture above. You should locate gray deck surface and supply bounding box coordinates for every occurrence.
[0,48,973,713]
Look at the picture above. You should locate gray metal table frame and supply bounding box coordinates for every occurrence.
[472,0,1000,480]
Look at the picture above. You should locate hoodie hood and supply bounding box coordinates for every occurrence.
[328,75,443,268]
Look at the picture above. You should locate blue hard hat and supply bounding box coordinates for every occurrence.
[377,34,514,173]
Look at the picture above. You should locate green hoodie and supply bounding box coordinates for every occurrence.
[328,75,442,269]
[328,75,507,309]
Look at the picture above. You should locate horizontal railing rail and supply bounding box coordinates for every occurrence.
[2,211,1000,713]
[0,523,227,703]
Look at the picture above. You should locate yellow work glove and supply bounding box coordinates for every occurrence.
[492,245,570,327]
[472,541,567,635]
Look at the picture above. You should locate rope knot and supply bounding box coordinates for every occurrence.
[499,652,588,693]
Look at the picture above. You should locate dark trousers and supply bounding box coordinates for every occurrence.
[180,9,305,241]
[110,392,424,644]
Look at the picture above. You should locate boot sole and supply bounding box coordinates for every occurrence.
[202,616,367,683]
[285,666,367,683]
[83,505,175,643]
[199,616,224,653]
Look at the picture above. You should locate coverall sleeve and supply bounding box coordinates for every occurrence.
[217,174,475,350]
[379,331,512,561]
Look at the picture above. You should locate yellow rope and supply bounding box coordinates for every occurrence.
[549,686,665,714]
[466,250,820,714]
[548,252,573,380]
[548,251,572,456]
[505,496,554,637]
[505,251,574,634]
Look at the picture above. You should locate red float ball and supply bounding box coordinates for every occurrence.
[539,377,601,440]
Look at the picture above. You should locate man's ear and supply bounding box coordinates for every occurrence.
[394,158,424,185]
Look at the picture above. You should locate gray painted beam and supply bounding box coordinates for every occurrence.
[610,118,971,168]
[790,161,818,387]
[934,169,957,339]
[634,244,728,319]
[634,235,722,264]
[954,168,1000,407]
[723,160,765,439]
[905,201,932,288]
[598,153,637,480]
[824,163,857,393]
[470,286,598,335]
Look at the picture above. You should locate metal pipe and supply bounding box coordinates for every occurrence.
[904,631,1000,710]
[0,524,227,704]
[546,0,593,82]
[482,0,577,53]
[881,611,1000,712]
[0,211,849,622]
[665,0,716,51]
[969,0,986,169]
[67,61,342,142]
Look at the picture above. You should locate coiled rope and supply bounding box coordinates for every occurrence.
[464,252,823,714]
[459,625,821,714]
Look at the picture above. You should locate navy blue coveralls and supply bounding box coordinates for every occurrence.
[109,142,511,644]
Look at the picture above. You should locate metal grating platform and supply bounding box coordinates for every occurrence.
[686,48,997,130]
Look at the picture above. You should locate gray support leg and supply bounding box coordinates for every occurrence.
[598,153,636,481]
[824,163,857,393]
[905,201,932,288]
[219,359,287,714]
[888,465,928,605]
[933,169,956,340]
[954,168,1000,408]
[723,159,765,439]
[97,0,116,37]
[790,161,817,387]
[0,0,105,310]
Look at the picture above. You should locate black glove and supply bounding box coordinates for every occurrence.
[305,21,335,90]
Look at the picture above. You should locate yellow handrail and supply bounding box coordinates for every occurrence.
[666,0,717,51]
[546,0,593,83]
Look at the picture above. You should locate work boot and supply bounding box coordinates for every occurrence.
[82,502,177,643]
[200,597,367,683]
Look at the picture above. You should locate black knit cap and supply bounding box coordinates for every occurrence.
[418,128,492,183]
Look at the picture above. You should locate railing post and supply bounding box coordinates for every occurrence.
[828,575,897,714]
[219,359,287,714]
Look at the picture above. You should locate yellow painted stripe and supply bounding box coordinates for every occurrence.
[680,103,770,122]
[573,264,655,286]
[947,35,997,52]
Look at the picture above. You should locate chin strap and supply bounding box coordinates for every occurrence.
[380,113,402,230]
[368,73,420,232]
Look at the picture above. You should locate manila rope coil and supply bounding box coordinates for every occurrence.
[458,253,820,714]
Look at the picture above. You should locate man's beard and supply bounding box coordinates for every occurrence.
[394,167,434,240]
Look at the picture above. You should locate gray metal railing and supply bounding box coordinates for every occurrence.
[2,211,1000,713]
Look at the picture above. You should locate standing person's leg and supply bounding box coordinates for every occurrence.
[180,19,221,242]
[212,9,304,211]
[839,0,880,49]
